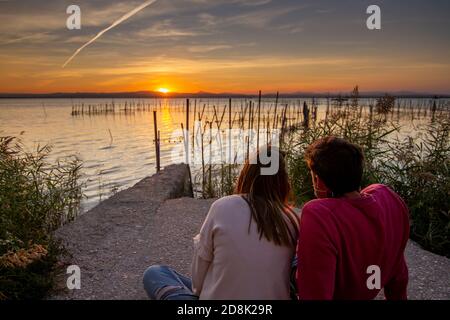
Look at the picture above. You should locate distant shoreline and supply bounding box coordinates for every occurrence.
[0,92,449,99]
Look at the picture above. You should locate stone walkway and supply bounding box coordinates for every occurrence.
[50,165,450,300]
[51,164,195,300]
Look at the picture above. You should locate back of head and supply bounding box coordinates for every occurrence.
[234,146,298,248]
[235,146,290,204]
[305,136,364,197]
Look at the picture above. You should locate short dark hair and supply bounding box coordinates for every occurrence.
[305,136,364,196]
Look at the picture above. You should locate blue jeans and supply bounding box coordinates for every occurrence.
[143,265,199,300]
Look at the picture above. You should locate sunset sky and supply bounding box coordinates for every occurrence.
[0,0,449,94]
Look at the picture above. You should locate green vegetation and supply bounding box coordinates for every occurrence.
[284,108,450,258]
[379,120,450,257]
[285,106,400,205]
[1,95,448,301]
[199,96,450,258]
[0,137,83,299]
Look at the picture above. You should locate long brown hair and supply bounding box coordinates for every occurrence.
[234,147,298,248]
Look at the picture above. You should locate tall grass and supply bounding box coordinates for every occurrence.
[284,107,399,204]
[378,118,450,257]
[195,98,450,258]
[0,137,83,299]
[285,110,450,258]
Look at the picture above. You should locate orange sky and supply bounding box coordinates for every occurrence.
[0,0,449,94]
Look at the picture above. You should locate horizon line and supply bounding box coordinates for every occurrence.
[0,89,449,98]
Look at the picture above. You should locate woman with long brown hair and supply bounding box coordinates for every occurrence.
[143,146,299,300]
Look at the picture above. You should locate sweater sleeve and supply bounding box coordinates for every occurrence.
[296,205,337,300]
[191,203,216,296]
[191,235,211,296]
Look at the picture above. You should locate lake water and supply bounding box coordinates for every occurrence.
[0,97,447,212]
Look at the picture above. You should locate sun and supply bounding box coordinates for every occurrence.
[157,87,170,94]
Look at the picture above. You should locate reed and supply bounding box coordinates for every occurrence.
[153,111,161,172]
[184,91,449,258]
[0,136,83,299]
[378,116,450,257]
[284,100,449,258]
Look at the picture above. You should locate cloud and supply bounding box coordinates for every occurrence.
[0,32,54,45]
[187,44,232,53]
[208,4,307,29]
[135,20,205,38]
[86,55,356,75]
[240,0,272,6]
[242,0,272,7]
[274,23,304,34]
[197,13,217,27]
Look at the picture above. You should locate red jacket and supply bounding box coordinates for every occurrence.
[296,184,410,300]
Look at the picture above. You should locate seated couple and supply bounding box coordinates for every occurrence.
[143,136,410,300]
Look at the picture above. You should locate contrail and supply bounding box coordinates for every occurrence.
[63,0,157,68]
[1,32,49,46]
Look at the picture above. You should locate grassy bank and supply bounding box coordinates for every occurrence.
[0,137,83,299]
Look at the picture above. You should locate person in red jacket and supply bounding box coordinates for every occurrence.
[296,136,410,300]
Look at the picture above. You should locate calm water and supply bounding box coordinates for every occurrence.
[0,98,446,212]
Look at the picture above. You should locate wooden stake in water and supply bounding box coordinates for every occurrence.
[228,98,232,184]
[186,99,190,165]
[273,92,279,130]
[257,91,261,149]
[157,130,161,168]
[192,99,197,151]
[209,121,213,196]
[247,101,252,161]
[153,111,161,172]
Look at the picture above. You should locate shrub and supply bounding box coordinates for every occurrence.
[0,137,83,299]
